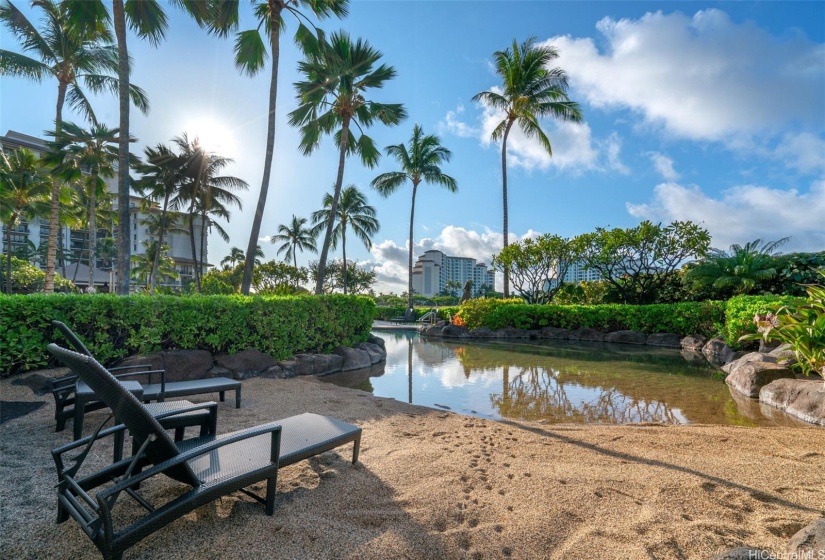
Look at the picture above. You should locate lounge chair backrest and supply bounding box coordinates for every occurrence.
[405,308,414,320]
[52,321,93,356]
[47,344,200,487]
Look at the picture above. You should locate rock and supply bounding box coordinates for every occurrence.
[355,342,386,365]
[333,346,371,372]
[759,339,782,353]
[440,325,469,338]
[721,352,777,374]
[605,330,647,345]
[540,327,570,340]
[495,327,528,338]
[367,334,385,350]
[769,343,797,364]
[714,547,772,560]
[207,365,234,380]
[725,361,796,398]
[681,349,709,365]
[787,518,825,555]
[117,353,165,373]
[214,348,276,380]
[420,325,443,337]
[681,334,708,351]
[467,327,496,338]
[10,372,64,396]
[435,320,449,327]
[702,338,736,367]
[260,365,286,379]
[160,349,214,382]
[646,333,682,348]
[568,328,605,342]
[760,378,825,425]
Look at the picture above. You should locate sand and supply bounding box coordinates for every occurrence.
[1,370,823,560]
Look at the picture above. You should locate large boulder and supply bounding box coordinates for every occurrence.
[355,342,386,365]
[760,378,825,425]
[367,334,386,350]
[160,349,214,382]
[680,334,708,351]
[721,352,777,374]
[420,325,443,337]
[646,333,682,348]
[495,327,528,338]
[702,338,736,366]
[440,325,468,338]
[275,353,344,378]
[569,328,605,342]
[467,327,496,338]
[117,353,164,373]
[333,346,371,372]
[787,518,825,556]
[214,348,276,380]
[725,361,796,398]
[540,327,570,340]
[605,330,647,345]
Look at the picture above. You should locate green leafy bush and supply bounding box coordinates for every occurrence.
[455,298,524,330]
[723,295,800,348]
[0,256,75,294]
[0,293,374,375]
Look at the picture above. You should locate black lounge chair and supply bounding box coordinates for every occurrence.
[47,344,362,560]
[390,307,416,324]
[50,321,241,440]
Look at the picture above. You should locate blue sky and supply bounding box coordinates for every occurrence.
[2,1,823,292]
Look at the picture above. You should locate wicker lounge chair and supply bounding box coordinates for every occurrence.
[390,307,416,324]
[47,344,362,560]
[50,321,241,440]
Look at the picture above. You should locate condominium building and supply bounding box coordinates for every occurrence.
[0,130,206,291]
[411,249,495,297]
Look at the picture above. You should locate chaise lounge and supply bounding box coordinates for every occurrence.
[47,344,362,560]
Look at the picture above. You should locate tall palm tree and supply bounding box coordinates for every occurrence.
[0,148,51,293]
[211,0,349,296]
[271,215,317,272]
[131,239,179,290]
[371,124,457,309]
[686,238,790,296]
[45,121,122,290]
[310,185,378,295]
[0,0,148,292]
[63,181,116,286]
[473,37,582,297]
[289,31,406,295]
[221,247,246,269]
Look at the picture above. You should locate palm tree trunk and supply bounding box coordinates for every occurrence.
[241,1,283,296]
[199,208,207,284]
[292,247,298,288]
[149,193,170,295]
[44,80,68,293]
[87,174,97,291]
[501,120,514,298]
[59,227,66,278]
[114,0,131,295]
[408,181,418,310]
[6,216,16,294]
[341,221,347,295]
[188,208,200,292]
[316,116,350,295]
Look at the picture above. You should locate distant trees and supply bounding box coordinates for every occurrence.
[685,238,790,297]
[271,215,317,272]
[309,259,375,295]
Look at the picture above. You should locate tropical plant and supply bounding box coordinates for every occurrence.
[309,258,375,295]
[371,124,457,309]
[63,178,116,286]
[310,185,379,295]
[0,148,51,293]
[130,239,178,290]
[686,238,790,297]
[0,0,148,292]
[444,279,462,298]
[210,0,349,296]
[221,247,245,270]
[289,31,406,294]
[252,260,308,294]
[473,38,582,297]
[0,255,74,294]
[271,215,317,275]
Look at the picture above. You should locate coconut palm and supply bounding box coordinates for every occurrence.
[0,0,149,292]
[131,239,179,290]
[221,247,246,270]
[289,31,406,294]
[371,124,457,309]
[63,182,116,285]
[44,121,124,290]
[271,215,317,273]
[686,238,790,296]
[473,38,582,297]
[0,148,51,293]
[310,185,378,295]
[210,0,349,296]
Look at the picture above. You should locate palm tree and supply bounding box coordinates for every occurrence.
[221,247,246,270]
[211,0,349,296]
[45,121,122,291]
[686,238,790,296]
[0,0,148,292]
[131,239,179,290]
[310,185,378,295]
[0,148,51,293]
[271,215,317,273]
[63,182,116,286]
[289,31,406,294]
[371,124,457,309]
[473,38,582,297]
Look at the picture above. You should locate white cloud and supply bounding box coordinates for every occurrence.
[548,9,825,142]
[627,180,825,251]
[648,152,680,180]
[604,132,630,175]
[773,132,825,175]
[435,103,479,138]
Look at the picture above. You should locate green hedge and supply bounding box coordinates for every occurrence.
[0,293,374,375]
[457,299,726,338]
[723,294,800,348]
[373,306,458,322]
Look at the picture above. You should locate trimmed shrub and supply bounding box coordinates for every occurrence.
[455,298,524,330]
[0,293,374,375]
[724,294,800,348]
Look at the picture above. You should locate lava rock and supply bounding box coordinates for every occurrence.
[787,518,825,556]
[569,328,605,342]
[355,342,386,365]
[367,334,386,350]
[441,325,469,338]
[702,338,736,366]
[495,327,529,338]
[605,330,647,345]
[725,361,796,398]
[540,327,570,340]
[760,378,825,425]
[646,333,682,348]
[680,334,708,351]
[214,348,275,380]
[333,346,371,372]
[721,352,777,374]
[468,327,496,338]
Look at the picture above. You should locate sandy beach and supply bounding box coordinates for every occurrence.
[1,370,823,559]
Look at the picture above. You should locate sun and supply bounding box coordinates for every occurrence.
[181,116,237,157]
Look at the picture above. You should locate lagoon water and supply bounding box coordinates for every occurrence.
[320,331,806,427]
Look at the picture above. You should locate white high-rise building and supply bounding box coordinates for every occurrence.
[411,249,495,297]
[0,130,206,291]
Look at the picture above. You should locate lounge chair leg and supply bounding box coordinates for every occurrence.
[56,501,69,524]
[235,388,241,409]
[219,390,225,402]
[174,427,185,441]
[265,472,278,516]
[352,435,361,464]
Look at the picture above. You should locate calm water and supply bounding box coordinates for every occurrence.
[320,331,808,427]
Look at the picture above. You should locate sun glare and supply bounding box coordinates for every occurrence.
[181,117,237,157]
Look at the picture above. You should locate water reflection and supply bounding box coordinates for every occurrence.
[319,332,808,427]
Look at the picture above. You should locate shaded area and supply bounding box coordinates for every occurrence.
[0,401,45,424]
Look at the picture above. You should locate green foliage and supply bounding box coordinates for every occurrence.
[553,280,611,305]
[723,295,798,348]
[455,298,524,330]
[685,238,789,297]
[0,256,74,294]
[310,259,375,295]
[201,275,235,295]
[0,293,374,375]
[762,252,825,296]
